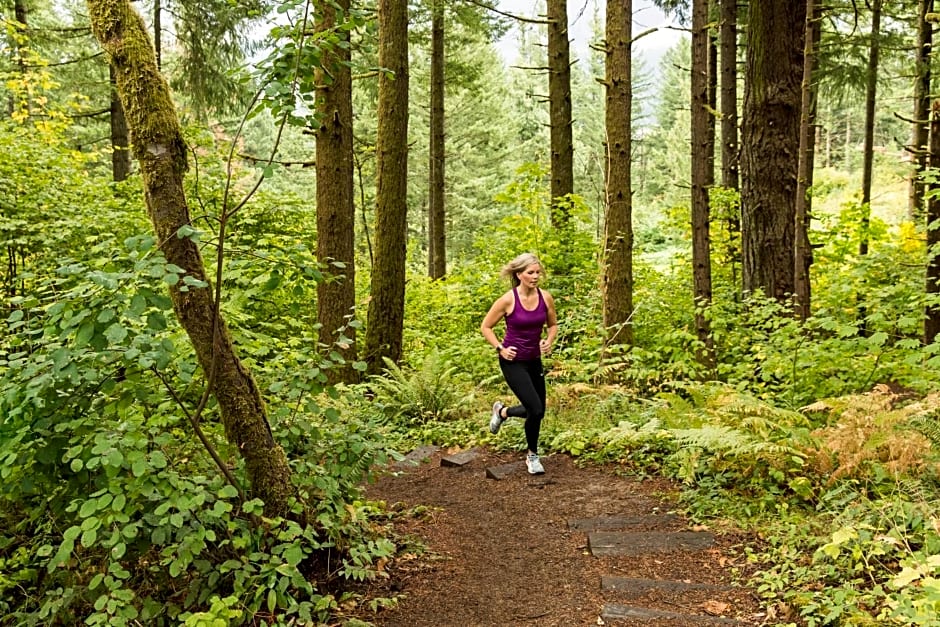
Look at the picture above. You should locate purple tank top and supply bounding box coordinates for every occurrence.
[503,287,547,361]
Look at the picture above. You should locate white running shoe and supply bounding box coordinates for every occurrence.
[489,401,505,434]
[526,453,545,475]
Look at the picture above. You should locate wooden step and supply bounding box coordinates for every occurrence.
[588,530,714,557]
[600,603,746,624]
[602,575,731,596]
[392,445,440,469]
[568,514,679,531]
[440,448,481,467]
[485,460,525,479]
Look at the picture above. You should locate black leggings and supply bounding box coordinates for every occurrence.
[499,358,545,455]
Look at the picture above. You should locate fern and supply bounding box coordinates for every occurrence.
[369,353,469,425]
[708,390,809,438]
[671,425,803,461]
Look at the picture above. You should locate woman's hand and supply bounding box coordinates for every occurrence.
[539,339,552,356]
[500,345,518,360]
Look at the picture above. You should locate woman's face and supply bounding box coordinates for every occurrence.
[517,264,542,288]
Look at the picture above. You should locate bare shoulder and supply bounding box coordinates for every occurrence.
[540,288,556,304]
[499,289,515,311]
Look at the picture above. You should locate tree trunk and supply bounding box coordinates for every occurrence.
[844,114,851,170]
[691,0,714,368]
[707,8,717,194]
[855,0,881,335]
[602,0,633,348]
[859,0,882,259]
[719,0,740,295]
[153,0,162,70]
[8,0,28,116]
[315,0,358,384]
[909,0,933,221]
[110,64,132,182]
[740,0,805,301]
[364,0,409,375]
[925,100,940,344]
[548,0,573,228]
[428,0,446,280]
[719,0,738,191]
[86,0,295,518]
[794,0,819,321]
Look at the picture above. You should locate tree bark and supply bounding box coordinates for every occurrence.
[794,0,819,321]
[707,7,717,194]
[909,0,933,221]
[859,0,882,259]
[719,0,740,294]
[719,0,738,191]
[926,101,940,344]
[110,63,132,182]
[602,0,633,348]
[740,0,805,301]
[316,0,358,383]
[691,0,714,368]
[153,0,162,70]
[364,0,409,375]
[548,0,573,228]
[86,0,295,518]
[8,0,28,117]
[428,0,446,280]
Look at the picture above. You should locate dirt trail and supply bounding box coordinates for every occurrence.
[359,448,767,626]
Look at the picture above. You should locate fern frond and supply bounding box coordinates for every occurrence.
[672,425,804,462]
[369,352,469,424]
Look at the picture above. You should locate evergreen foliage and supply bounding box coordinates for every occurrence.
[3,0,940,624]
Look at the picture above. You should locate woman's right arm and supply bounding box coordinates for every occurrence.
[481,293,509,351]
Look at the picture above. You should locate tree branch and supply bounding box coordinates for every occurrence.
[458,0,550,24]
[70,107,111,119]
[153,368,247,505]
[27,52,106,67]
[238,153,316,168]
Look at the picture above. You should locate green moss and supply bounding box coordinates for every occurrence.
[87,0,187,174]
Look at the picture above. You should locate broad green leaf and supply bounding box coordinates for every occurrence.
[105,323,128,344]
[75,321,95,346]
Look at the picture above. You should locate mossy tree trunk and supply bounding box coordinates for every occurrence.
[109,63,132,182]
[86,0,295,519]
[316,0,358,384]
[364,0,409,375]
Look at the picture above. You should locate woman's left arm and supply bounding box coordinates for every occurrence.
[541,290,558,353]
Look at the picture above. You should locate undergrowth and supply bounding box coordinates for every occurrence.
[370,348,940,626]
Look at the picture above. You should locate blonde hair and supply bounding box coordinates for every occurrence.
[500,253,543,287]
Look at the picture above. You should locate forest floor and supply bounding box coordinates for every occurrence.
[353,446,777,627]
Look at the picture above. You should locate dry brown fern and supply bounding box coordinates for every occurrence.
[805,387,935,484]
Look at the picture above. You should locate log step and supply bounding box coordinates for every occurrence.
[568,514,679,531]
[440,448,481,467]
[588,531,715,557]
[600,603,746,624]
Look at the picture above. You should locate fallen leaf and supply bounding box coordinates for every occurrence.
[702,600,730,616]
